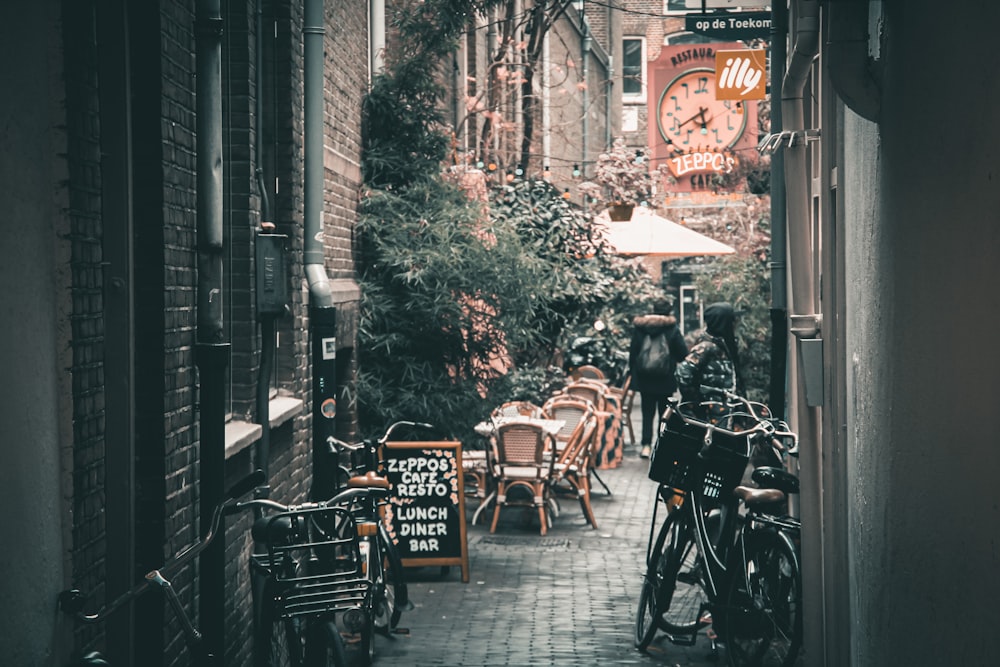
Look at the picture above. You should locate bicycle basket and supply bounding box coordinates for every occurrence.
[648,407,750,499]
[252,505,371,619]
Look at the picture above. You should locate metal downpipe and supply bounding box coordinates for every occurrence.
[768,0,789,418]
[194,0,228,659]
[304,0,337,502]
[304,0,332,309]
[255,1,276,482]
[782,0,823,663]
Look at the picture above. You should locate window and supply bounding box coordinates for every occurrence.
[622,38,644,97]
[664,0,688,13]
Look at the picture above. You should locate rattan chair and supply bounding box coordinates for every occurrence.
[489,421,555,535]
[548,412,600,529]
[570,364,606,381]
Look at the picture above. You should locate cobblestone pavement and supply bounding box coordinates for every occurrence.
[367,428,725,667]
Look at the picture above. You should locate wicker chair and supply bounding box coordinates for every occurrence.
[570,364,605,381]
[547,411,600,529]
[489,421,555,535]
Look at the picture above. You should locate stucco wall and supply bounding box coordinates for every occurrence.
[847,1,1000,663]
[0,2,70,664]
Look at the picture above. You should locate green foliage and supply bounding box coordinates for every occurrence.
[356,1,665,441]
[490,179,663,365]
[356,178,552,442]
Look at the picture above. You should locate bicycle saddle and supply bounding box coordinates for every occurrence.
[346,471,391,490]
[751,466,800,495]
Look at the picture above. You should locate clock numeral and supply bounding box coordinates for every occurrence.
[670,95,680,112]
[682,129,692,145]
[696,76,709,94]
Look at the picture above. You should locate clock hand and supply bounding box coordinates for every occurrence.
[678,106,708,128]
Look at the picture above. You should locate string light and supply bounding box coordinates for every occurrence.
[572,164,581,178]
[562,188,571,200]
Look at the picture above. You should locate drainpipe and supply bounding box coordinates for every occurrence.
[782,0,823,663]
[827,0,881,122]
[194,0,228,660]
[370,0,385,74]
[304,0,338,502]
[581,10,590,181]
[255,1,284,484]
[768,0,788,419]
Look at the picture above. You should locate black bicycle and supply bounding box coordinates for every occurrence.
[60,470,353,667]
[324,420,439,663]
[635,396,802,667]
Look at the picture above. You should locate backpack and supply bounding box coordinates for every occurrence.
[637,331,671,377]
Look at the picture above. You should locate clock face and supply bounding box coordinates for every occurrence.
[657,68,747,151]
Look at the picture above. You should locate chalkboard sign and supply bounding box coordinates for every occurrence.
[382,440,469,582]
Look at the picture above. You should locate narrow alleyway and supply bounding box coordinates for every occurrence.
[369,405,723,667]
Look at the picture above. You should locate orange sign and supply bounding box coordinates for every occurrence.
[715,49,767,101]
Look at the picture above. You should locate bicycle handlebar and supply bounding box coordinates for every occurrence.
[60,469,266,623]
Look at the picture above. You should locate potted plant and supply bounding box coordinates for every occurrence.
[579,137,654,220]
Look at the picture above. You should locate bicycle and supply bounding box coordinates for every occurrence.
[324,420,439,662]
[634,395,803,667]
[60,470,366,667]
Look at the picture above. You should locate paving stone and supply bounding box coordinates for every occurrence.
[368,403,725,666]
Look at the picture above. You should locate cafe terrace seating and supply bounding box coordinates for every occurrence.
[546,409,600,529]
[489,420,555,536]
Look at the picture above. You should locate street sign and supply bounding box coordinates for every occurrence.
[685,11,771,41]
[685,0,770,8]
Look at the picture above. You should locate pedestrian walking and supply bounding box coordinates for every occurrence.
[629,298,688,458]
[675,301,743,414]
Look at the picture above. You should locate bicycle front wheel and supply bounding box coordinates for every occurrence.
[725,527,803,667]
[636,505,708,651]
[303,618,348,667]
[256,614,303,667]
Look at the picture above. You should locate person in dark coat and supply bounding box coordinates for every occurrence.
[629,299,689,458]
[675,301,743,409]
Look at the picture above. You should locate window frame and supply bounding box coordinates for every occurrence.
[622,37,646,101]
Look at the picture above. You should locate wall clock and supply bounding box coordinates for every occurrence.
[657,67,747,151]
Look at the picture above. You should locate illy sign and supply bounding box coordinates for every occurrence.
[715,49,767,101]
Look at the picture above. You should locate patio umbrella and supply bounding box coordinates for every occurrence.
[595,207,735,259]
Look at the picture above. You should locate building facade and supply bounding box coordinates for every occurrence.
[0,0,373,664]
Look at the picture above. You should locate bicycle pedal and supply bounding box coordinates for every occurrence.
[392,627,410,635]
[664,631,698,647]
[676,570,700,585]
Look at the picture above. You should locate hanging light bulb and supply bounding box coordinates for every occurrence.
[562,188,571,200]
[572,164,581,178]
[543,164,551,179]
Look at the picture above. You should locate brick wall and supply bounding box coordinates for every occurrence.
[62,0,108,650]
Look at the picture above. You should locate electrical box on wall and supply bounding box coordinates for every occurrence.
[255,233,289,317]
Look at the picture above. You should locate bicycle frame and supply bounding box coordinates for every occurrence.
[59,471,265,666]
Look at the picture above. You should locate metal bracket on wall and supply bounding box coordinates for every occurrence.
[757,128,821,154]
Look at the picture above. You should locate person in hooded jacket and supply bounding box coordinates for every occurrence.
[629,299,688,458]
[675,302,743,412]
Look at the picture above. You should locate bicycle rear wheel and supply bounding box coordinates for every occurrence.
[374,523,408,632]
[725,527,803,667]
